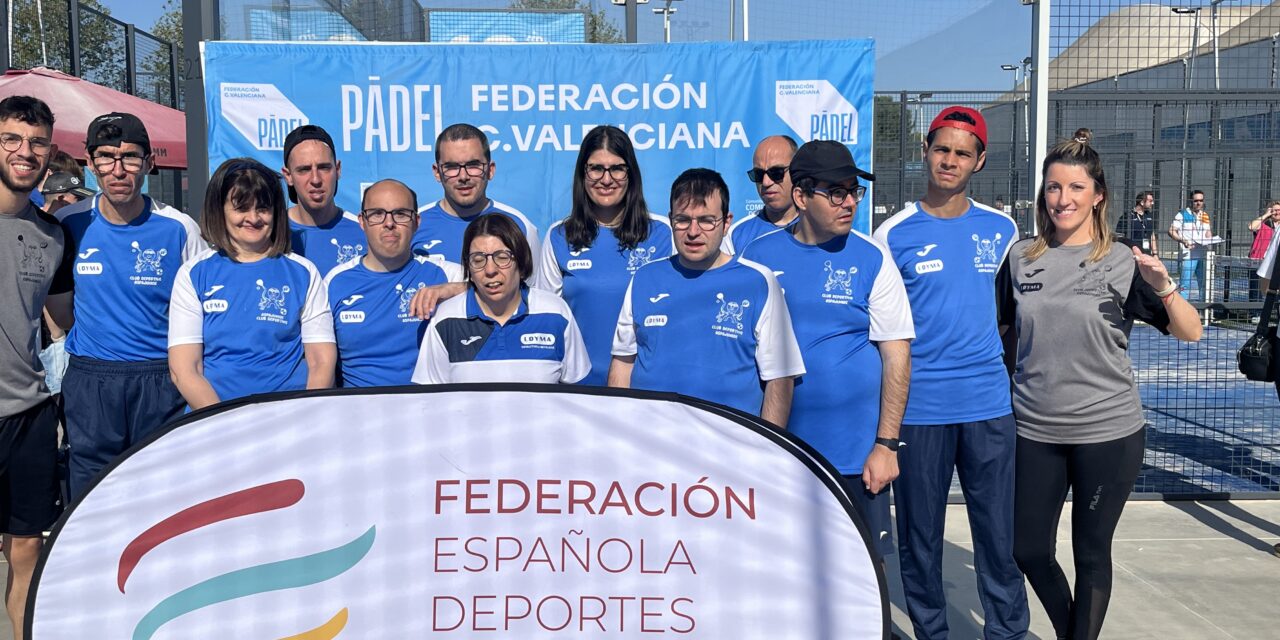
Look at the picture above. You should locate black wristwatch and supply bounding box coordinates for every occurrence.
[875,437,902,452]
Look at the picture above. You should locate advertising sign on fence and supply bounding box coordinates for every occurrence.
[201,39,875,235]
[30,387,887,638]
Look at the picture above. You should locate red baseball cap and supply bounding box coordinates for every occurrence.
[928,106,988,148]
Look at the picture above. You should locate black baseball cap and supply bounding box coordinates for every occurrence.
[789,140,875,186]
[282,124,336,204]
[42,172,94,198]
[86,112,151,155]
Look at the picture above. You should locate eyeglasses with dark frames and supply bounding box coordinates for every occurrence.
[92,153,147,173]
[361,208,416,225]
[812,185,867,206]
[439,161,490,178]
[585,163,629,182]
[746,166,788,184]
[671,215,725,231]
[468,250,516,270]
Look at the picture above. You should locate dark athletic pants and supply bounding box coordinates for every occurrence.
[63,355,185,501]
[894,415,1029,640]
[1013,428,1145,640]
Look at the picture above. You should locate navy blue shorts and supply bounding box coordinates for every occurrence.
[0,398,62,535]
[63,356,185,500]
[843,474,895,560]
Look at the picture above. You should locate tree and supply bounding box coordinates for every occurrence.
[12,0,125,90]
[873,94,919,167]
[510,0,624,43]
[140,0,182,107]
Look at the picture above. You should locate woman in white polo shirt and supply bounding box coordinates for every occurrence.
[413,213,588,384]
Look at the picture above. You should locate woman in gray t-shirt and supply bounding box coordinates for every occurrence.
[997,129,1202,640]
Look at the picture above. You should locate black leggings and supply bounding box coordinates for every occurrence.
[1012,428,1145,640]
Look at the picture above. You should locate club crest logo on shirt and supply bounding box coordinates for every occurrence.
[626,246,659,272]
[131,241,168,275]
[394,282,428,318]
[972,233,1004,273]
[255,279,291,323]
[18,234,50,281]
[712,292,751,338]
[1072,263,1114,297]
[330,238,364,265]
[823,260,856,296]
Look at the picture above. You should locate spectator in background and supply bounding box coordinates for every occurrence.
[1168,190,1213,301]
[1117,191,1158,256]
[1248,201,1279,302]
[29,150,80,210]
[39,172,93,216]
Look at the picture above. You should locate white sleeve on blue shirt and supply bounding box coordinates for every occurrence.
[560,301,590,383]
[423,254,465,283]
[740,258,806,381]
[290,254,336,344]
[611,279,637,356]
[534,225,564,294]
[168,252,207,346]
[867,236,917,342]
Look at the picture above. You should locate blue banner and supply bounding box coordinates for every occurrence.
[203,40,875,235]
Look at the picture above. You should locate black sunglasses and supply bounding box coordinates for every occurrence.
[746,166,788,184]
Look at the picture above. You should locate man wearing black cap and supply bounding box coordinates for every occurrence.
[874,107,1028,640]
[739,140,913,562]
[281,124,366,270]
[40,172,93,216]
[49,112,204,501]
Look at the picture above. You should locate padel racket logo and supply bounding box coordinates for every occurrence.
[118,479,375,640]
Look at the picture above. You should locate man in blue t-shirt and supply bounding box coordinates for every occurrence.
[49,112,204,500]
[725,135,799,253]
[413,124,539,267]
[325,179,458,387]
[280,125,366,270]
[741,140,913,560]
[608,168,804,424]
[874,106,1028,640]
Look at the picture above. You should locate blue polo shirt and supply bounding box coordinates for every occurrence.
[534,214,673,386]
[288,210,365,270]
[724,211,795,254]
[169,250,334,403]
[741,229,915,473]
[324,255,454,387]
[412,286,588,384]
[58,195,205,361]
[873,200,1016,424]
[612,256,805,417]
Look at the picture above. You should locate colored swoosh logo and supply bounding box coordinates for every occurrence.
[118,479,305,593]
[279,609,349,640]
[131,526,376,640]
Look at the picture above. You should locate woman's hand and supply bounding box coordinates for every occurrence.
[1132,246,1174,291]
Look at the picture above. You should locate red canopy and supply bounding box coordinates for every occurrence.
[0,67,187,170]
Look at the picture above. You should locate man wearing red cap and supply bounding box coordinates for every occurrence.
[874,107,1029,640]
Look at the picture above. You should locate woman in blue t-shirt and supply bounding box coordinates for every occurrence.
[414,214,588,384]
[534,125,672,385]
[169,158,336,410]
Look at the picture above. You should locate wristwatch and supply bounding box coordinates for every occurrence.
[875,437,902,451]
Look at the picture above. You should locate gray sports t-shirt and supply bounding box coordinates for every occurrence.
[998,239,1170,444]
[1,202,72,417]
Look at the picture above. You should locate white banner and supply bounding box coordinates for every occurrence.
[30,387,886,638]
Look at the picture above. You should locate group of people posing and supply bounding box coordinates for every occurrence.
[1,92,1204,640]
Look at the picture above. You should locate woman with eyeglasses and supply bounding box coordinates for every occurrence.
[169,158,336,410]
[533,125,672,386]
[413,213,588,384]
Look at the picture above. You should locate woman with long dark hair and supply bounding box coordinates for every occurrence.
[533,125,673,385]
[998,130,1201,640]
[169,158,336,409]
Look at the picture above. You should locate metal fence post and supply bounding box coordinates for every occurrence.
[68,0,82,77]
[183,0,220,220]
[898,91,907,211]
[168,42,180,109]
[124,23,136,95]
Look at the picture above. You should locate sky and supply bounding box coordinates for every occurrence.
[98,0,1034,91]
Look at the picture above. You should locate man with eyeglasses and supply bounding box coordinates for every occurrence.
[874,106,1028,640]
[741,140,913,564]
[49,112,203,501]
[0,95,74,640]
[608,168,804,424]
[726,135,799,253]
[1168,189,1214,302]
[281,124,366,270]
[412,124,540,266]
[324,179,462,387]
